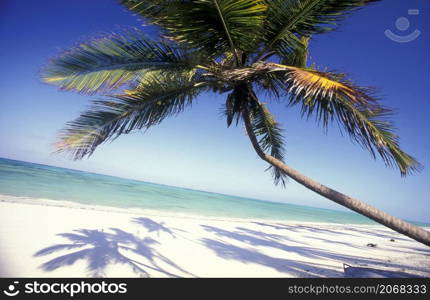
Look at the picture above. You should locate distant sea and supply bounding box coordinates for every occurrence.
[0,157,423,225]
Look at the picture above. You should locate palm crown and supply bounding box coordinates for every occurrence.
[42,0,421,187]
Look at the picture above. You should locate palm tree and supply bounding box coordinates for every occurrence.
[42,0,430,246]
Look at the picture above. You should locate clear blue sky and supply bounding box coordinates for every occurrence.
[0,0,429,222]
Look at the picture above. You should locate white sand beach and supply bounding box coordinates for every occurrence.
[0,195,429,278]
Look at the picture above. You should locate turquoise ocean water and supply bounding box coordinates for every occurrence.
[0,157,417,225]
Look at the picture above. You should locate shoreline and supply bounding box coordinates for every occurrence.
[0,194,377,226]
[1,195,429,277]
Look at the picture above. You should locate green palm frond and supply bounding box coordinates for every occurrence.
[119,0,177,24]
[56,74,209,159]
[334,102,421,176]
[281,36,310,68]
[262,0,380,57]
[42,28,203,94]
[120,0,267,54]
[277,66,421,175]
[250,102,287,185]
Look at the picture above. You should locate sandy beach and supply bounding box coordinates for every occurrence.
[0,195,429,278]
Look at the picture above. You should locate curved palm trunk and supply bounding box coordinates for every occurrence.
[242,109,430,247]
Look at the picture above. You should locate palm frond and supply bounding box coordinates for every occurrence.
[120,0,267,54]
[256,36,310,96]
[285,67,379,110]
[42,28,202,94]
[281,36,310,68]
[223,86,249,127]
[334,102,421,176]
[119,0,177,23]
[225,92,239,127]
[250,102,288,185]
[277,66,421,175]
[56,74,209,159]
[262,0,380,57]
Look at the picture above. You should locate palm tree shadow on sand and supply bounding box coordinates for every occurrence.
[132,217,186,238]
[201,225,429,277]
[34,228,193,277]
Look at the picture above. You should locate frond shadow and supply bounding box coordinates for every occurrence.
[201,238,335,277]
[201,225,430,277]
[132,217,186,238]
[34,228,193,277]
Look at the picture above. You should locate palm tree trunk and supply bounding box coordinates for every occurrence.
[242,109,430,247]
